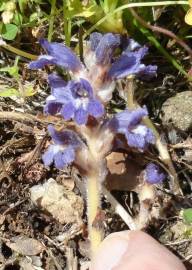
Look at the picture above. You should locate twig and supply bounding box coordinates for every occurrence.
[130,8,192,59]
[2,199,27,215]
[47,249,63,270]
[66,247,78,270]
[0,158,13,184]
[1,44,37,60]
[102,186,137,230]
[0,111,42,124]
[165,239,192,246]
[25,135,47,167]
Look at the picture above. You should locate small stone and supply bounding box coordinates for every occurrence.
[161,91,192,132]
[30,179,84,224]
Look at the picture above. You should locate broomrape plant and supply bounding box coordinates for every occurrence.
[29,32,165,257]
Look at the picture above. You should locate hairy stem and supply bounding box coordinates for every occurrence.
[48,0,57,42]
[87,172,102,257]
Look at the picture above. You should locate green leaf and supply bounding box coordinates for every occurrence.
[0,2,6,12]
[65,0,98,19]
[183,208,192,224]
[0,84,36,98]
[13,12,23,26]
[18,0,28,13]
[103,0,119,13]
[0,87,20,97]
[0,66,19,79]
[1,23,18,40]
[22,84,37,97]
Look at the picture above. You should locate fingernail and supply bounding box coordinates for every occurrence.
[91,235,129,270]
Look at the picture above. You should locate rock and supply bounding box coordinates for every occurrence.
[30,178,84,224]
[161,91,192,132]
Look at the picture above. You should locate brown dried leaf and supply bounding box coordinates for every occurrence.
[7,236,44,256]
[106,152,142,191]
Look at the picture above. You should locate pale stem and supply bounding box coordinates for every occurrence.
[87,173,102,258]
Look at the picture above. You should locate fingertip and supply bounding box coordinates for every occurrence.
[91,230,186,270]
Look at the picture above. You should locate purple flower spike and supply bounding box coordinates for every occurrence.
[45,74,104,125]
[29,39,82,72]
[108,46,157,79]
[109,107,155,150]
[90,32,120,65]
[144,163,166,184]
[42,125,82,169]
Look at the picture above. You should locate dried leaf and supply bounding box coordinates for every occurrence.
[7,236,44,256]
[106,152,142,191]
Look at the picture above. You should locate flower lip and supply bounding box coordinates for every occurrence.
[109,107,155,150]
[89,32,121,65]
[144,163,166,184]
[29,39,83,72]
[47,124,82,147]
[42,125,83,169]
[45,74,104,125]
[108,44,157,80]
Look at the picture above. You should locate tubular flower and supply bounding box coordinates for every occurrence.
[42,125,82,169]
[29,33,157,105]
[108,46,157,79]
[45,73,104,125]
[29,39,83,72]
[109,107,155,151]
[144,163,166,184]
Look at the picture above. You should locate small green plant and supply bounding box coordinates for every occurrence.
[0,0,44,40]
[182,208,192,224]
[0,57,36,98]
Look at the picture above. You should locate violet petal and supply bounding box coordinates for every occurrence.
[42,145,60,166]
[109,47,157,79]
[74,108,88,125]
[90,32,103,51]
[29,39,82,71]
[145,163,166,184]
[87,99,104,117]
[61,102,75,120]
[95,33,120,65]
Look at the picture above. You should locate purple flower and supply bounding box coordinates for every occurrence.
[144,163,166,184]
[29,39,83,72]
[89,32,120,65]
[42,125,82,169]
[29,34,157,106]
[45,74,104,125]
[108,46,157,79]
[109,107,155,150]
